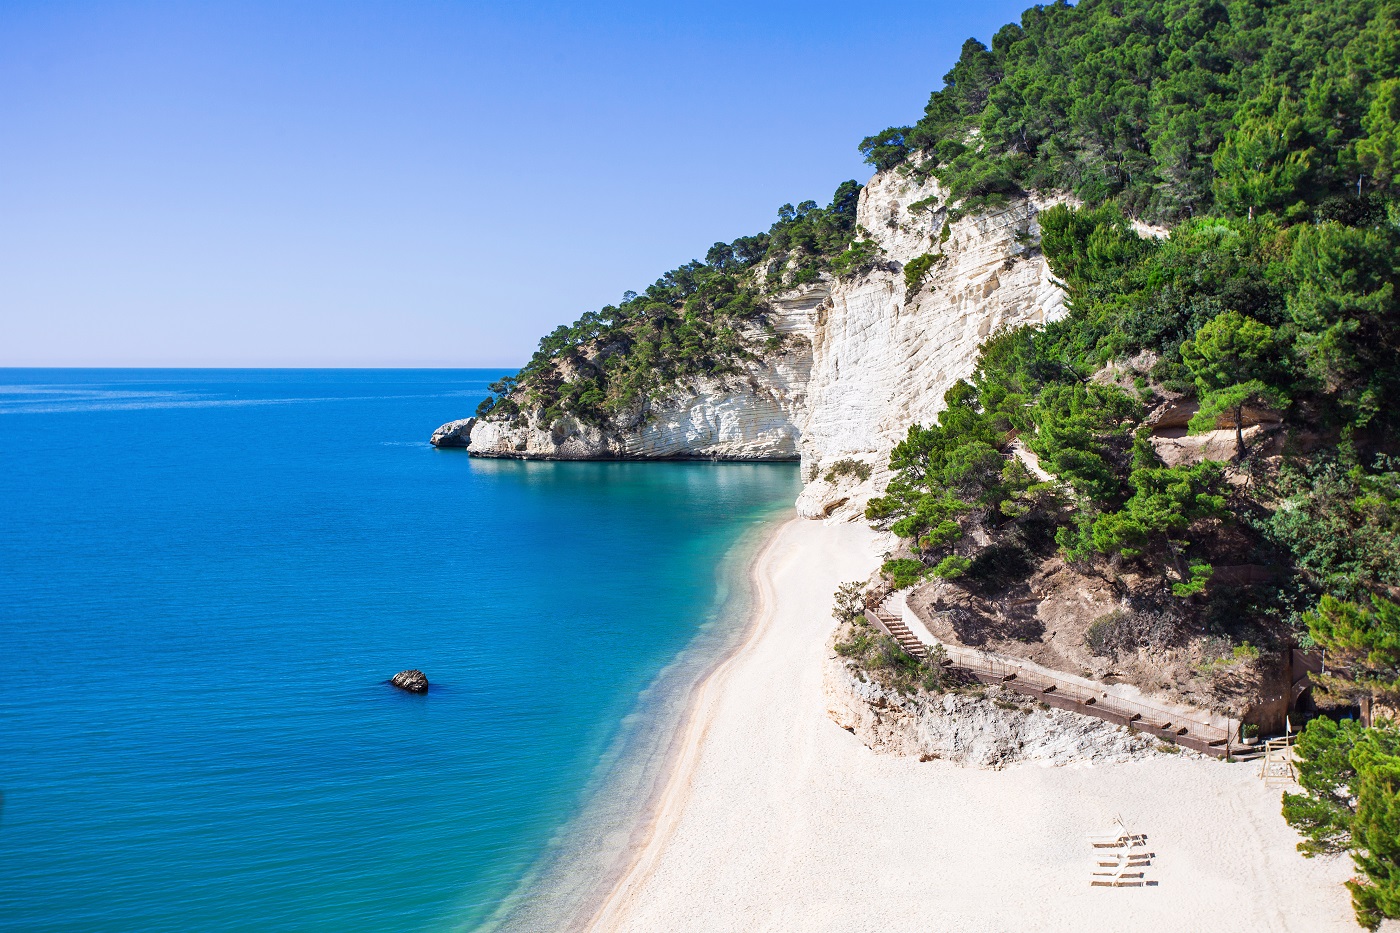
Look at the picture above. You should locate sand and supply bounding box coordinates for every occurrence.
[587,517,1361,933]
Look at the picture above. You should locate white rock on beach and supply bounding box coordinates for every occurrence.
[823,663,1164,768]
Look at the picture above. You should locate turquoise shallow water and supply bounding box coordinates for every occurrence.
[0,369,798,932]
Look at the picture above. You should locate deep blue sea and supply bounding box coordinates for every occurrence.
[0,369,798,932]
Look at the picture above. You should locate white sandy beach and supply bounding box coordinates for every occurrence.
[588,518,1361,933]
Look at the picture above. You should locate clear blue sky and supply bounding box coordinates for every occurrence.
[1,0,1032,367]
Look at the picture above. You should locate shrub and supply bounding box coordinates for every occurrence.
[907,195,940,215]
[834,626,875,658]
[829,239,883,280]
[1305,594,1400,704]
[1264,460,1400,601]
[1172,561,1214,598]
[824,459,872,483]
[832,582,867,624]
[839,629,961,696]
[1084,606,1185,659]
[870,635,918,673]
[1232,641,1261,661]
[903,252,941,292]
[882,558,929,589]
[920,643,953,692]
[932,555,972,580]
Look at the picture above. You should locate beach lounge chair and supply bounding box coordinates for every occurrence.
[1090,868,1148,887]
[1094,855,1152,868]
[1088,830,1148,848]
[1089,816,1153,886]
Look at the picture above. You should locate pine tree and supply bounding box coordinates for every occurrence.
[1348,733,1400,929]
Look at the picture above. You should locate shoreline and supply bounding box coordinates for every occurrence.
[578,518,1362,933]
[476,509,794,933]
[584,517,796,930]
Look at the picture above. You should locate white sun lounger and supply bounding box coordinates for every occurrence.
[1088,831,1148,848]
[1091,869,1148,887]
[1089,817,1152,886]
[1095,855,1152,867]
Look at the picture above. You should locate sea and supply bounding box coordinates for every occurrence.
[0,369,799,932]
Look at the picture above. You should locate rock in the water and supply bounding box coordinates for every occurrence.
[391,669,429,693]
[430,417,475,448]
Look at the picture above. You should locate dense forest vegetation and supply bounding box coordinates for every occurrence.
[851,1,1399,925]
[859,0,1400,222]
[471,180,866,427]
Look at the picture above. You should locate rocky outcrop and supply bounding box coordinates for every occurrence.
[391,670,429,693]
[430,418,475,448]
[1151,423,1283,467]
[457,166,1070,506]
[462,278,826,461]
[824,652,1164,768]
[905,563,1287,728]
[466,340,812,460]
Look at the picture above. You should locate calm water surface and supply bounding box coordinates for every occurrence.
[0,369,797,932]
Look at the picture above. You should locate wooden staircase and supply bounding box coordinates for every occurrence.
[865,602,928,660]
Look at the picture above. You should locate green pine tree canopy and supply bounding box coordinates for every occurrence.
[861,0,1399,220]
[1284,717,1400,929]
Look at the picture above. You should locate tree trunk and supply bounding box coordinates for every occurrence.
[1166,538,1188,582]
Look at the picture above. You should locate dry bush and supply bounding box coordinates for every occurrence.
[1085,605,1186,659]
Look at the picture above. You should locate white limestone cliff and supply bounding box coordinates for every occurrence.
[453,167,1070,516]
[794,172,1068,519]
[465,349,810,460]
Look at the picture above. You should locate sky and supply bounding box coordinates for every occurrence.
[1,0,1033,367]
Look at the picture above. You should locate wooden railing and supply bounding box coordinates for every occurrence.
[863,605,1233,757]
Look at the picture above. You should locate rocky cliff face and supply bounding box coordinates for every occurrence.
[450,168,1069,511]
[794,172,1067,518]
[465,292,818,460]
